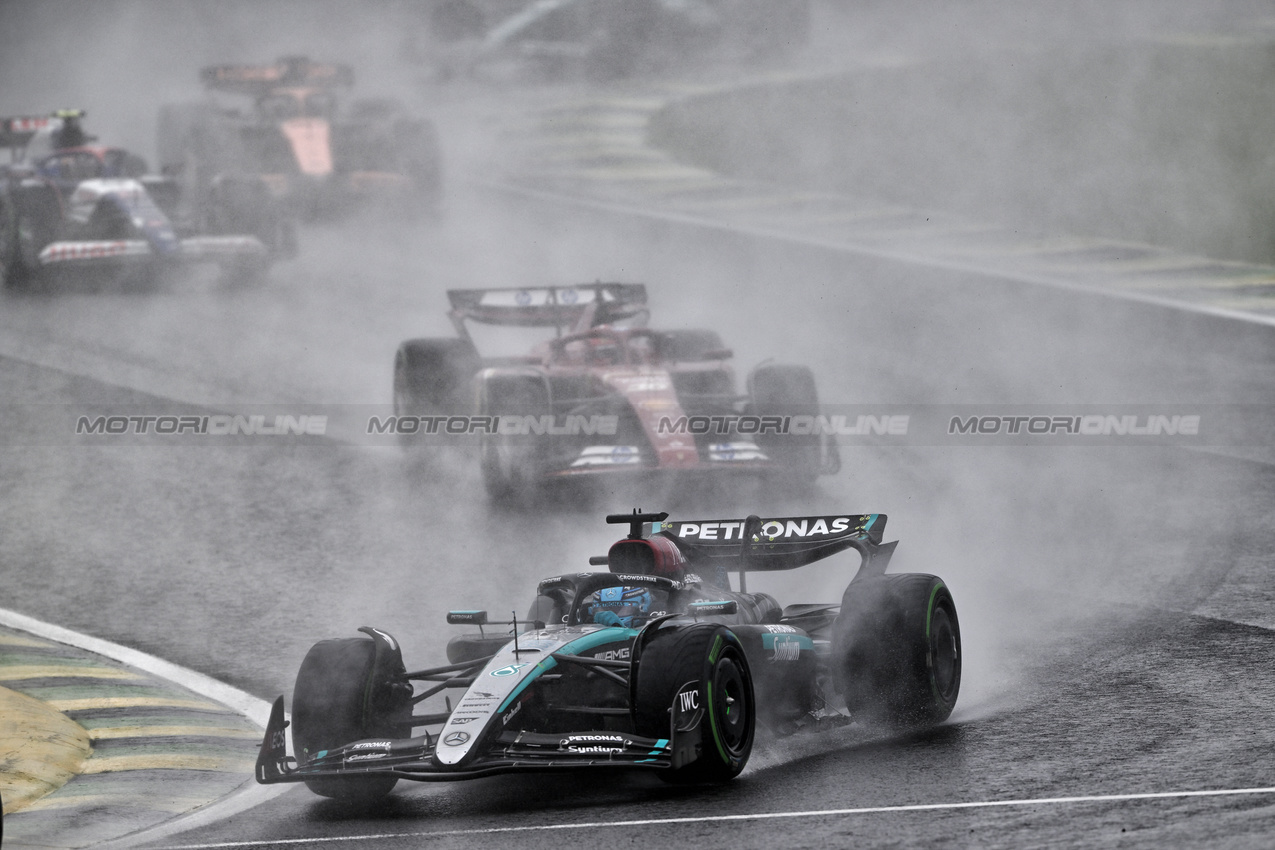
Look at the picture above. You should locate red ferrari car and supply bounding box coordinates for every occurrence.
[392,283,839,502]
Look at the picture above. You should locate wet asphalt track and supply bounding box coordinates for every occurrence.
[2,183,1275,848]
[4,3,1275,847]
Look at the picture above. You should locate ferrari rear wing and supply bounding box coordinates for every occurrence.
[447,283,648,336]
[200,56,354,94]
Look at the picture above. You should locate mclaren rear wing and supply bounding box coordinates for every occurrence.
[200,57,354,94]
[447,283,648,337]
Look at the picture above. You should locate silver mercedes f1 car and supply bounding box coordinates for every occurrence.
[256,510,961,799]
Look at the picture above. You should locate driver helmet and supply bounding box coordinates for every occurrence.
[587,586,653,628]
[585,335,622,366]
[52,111,90,150]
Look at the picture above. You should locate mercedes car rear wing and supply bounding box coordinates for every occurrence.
[604,511,897,590]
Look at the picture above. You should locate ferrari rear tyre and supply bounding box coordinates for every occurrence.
[832,574,961,728]
[633,623,754,783]
[477,373,549,505]
[292,637,408,801]
[748,362,824,490]
[393,339,479,415]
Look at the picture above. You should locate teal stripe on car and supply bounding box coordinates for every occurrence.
[496,627,639,713]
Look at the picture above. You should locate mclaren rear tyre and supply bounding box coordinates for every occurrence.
[291,636,410,801]
[832,574,961,728]
[633,623,755,783]
[206,176,292,269]
[155,103,209,176]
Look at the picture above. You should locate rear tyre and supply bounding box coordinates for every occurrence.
[393,339,480,414]
[206,176,291,263]
[831,574,961,728]
[477,373,549,505]
[393,338,480,448]
[748,362,824,491]
[156,103,207,175]
[291,637,409,801]
[633,623,754,783]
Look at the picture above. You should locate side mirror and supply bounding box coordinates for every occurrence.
[446,610,488,625]
[700,347,733,361]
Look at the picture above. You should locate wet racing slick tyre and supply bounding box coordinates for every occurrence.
[392,338,481,448]
[291,636,411,801]
[7,183,61,289]
[205,175,292,271]
[0,191,16,289]
[633,623,754,783]
[393,338,480,414]
[831,573,961,728]
[747,362,825,491]
[477,372,550,506]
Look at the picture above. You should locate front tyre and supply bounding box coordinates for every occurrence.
[832,574,961,728]
[291,636,409,801]
[633,623,755,783]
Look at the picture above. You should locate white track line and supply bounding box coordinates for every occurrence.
[0,607,295,849]
[147,786,1275,848]
[476,179,1275,330]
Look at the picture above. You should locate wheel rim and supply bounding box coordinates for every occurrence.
[930,606,959,702]
[711,651,750,757]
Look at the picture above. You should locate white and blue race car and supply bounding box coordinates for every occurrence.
[1,111,292,289]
